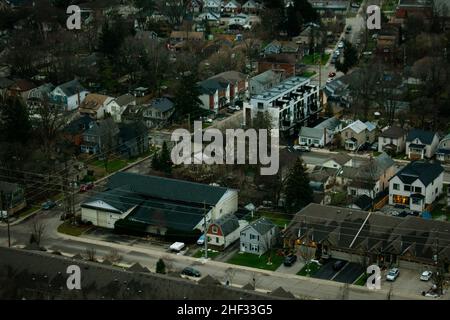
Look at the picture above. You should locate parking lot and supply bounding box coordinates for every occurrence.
[312,258,364,284]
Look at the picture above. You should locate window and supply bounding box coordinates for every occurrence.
[257,103,264,109]
[412,197,421,205]
[215,237,219,243]
[250,244,259,252]
[393,183,399,190]
[241,232,246,237]
[414,187,422,193]
[211,226,219,234]
[250,234,256,240]
[404,185,411,191]
[393,195,409,205]
[436,188,438,194]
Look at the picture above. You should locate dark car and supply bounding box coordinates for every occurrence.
[181,267,201,278]
[79,182,94,192]
[283,254,297,267]
[333,260,346,271]
[42,200,56,210]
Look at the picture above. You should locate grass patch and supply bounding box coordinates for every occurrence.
[302,53,330,65]
[57,221,92,236]
[382,0,397,11]
[193,248,220,259]
[16,205,40,219]
[372,151,382,157]
[431,204,450,221]
[297,261,321,277]
[227,250,283,271]
[258,211,292,228]
[92,159,128,173]
[300,71,316,78]
[354,272,369,286]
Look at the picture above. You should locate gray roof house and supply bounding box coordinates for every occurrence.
[299,117,342,147]
[405,129,439,160]
[249,70,284,95]
[50,79,89,111]
[207,213,247,249]
[80,118,119,154]
[142,97,175,128]
[436,133,450,162]
[240,217,278,255]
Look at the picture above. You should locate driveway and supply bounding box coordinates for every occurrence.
[276,258,305,275]
[333,262,365,284]
[314,258,341,280]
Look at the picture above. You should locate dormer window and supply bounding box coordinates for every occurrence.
[211,226,219,234]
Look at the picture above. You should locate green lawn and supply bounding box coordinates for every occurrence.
[382,0,397,11]
[193,248,220,259]
[92,159,128,173]
[302,53,330,65]
[258,211,292,228]
[300,71,316,78]
[16,205,40,219]
[227,250,283,271]
[297,261,321,277]
[57,221,92,236]
[354,273,369,286]
[431,204,450,221]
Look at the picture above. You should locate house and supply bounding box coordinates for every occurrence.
[308,0,350,14]
[131,87,150,97]
[292,25,324,55]
[436,134,450,163]
[208,71,249,102]
[257,54,297,77]
[323,78,351,109]
[197,11,221,25]
[378,126,407,155]
[0,181,26,215]
[190,0,203,13]
[263,41,282,55]
[405,129,439,160]
[345,152,396,200]
[322,153,352,170]
[50,79,89,111]
[340,120,377,151]
[142,97,175,128]
[394,0,433,24]
[241,0,260,14]
[350,194,373,211]
[80,118,119,154]
[244,76,320,135]
[25,83,55,117]
[207,214,248,249]
[308,166,339,195]
[169,31,204,44]
[283,203,450,267]
[389,161,444,212]
[228,13,250,29]
[198,78,230,112]
[82,172,238,240]
[249,70,284,95]
[7,79,36,99]
[223,0,240,13]
[203,0,221,13]
[63,115,95,147]
[79,93,114,119]
[105,94,136,123]
[375,23,401,62]
[240,217,278,255]
[298,117,342,147]
[118,122,149,159]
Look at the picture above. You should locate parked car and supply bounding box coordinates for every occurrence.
[293,145,310,152]
[79,182,94,192]
[42,200,56,210]
[328,72,336,78]
[333,260,346,271]
[197,234,205,246]
[386,268,400,281]
[370,142,379,151]
[420,271,433,281]
[283,254,297,267]
[181,267,201,278]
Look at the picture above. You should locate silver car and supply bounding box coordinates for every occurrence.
[420,271,432,281]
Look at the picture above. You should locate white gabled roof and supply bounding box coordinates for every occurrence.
[342,120,376,134]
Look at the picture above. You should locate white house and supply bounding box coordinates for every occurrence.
[240,217,278,255]
[322,153,352,170]
[106,93,136,123]
[78,93,114,119]
[436,133,450,162]
[298,117,342,147]
[405,129,439,160]
[340,120,377,151]
[223,0,240,13]
[378,126,407,154]
[228,13,250,29]
[198,77,231,113]
[203,0,221,13]
[389,161,444,212]
[50,79,89,111]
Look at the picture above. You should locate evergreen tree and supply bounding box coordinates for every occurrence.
[156,258,166,274]
[152,141,173,174]
[284,158,313,213]
[172,73,203,121]
[336,40,358,74]
[286,5,301,37]
[0,95,31,145]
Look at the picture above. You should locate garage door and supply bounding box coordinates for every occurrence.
[97,210,108,228]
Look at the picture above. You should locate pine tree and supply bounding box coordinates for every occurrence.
[172,73,203,121]
[156,258,166,274]
[284,158,313,213]
[159,141,173,174]
[336,40,358,74]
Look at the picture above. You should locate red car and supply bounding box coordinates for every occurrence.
[328,72,336,78]
[79,182,94,192]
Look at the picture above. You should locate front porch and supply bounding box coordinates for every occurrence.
[408,143,425,160]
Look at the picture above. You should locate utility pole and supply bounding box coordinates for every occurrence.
[203,201,208,260]
[0,191,11,248]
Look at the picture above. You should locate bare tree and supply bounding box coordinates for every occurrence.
[104,249,122,264]
[340,283,350,300]
[29,217,46,247]
[225,267,236,286]
[85,247,97,262]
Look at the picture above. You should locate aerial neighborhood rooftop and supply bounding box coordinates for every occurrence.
[0,0,450,301]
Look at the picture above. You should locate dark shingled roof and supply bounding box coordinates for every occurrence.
[395,161,444,187]
[246,217,276,236]
[379,126,406,139]
[82,188,145,214]
[107,172,230,206]
[353,195,372,211]
[212,214,240,236]
[149,97,174,112]
[406,129,437,144]
[57,79,86,97]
